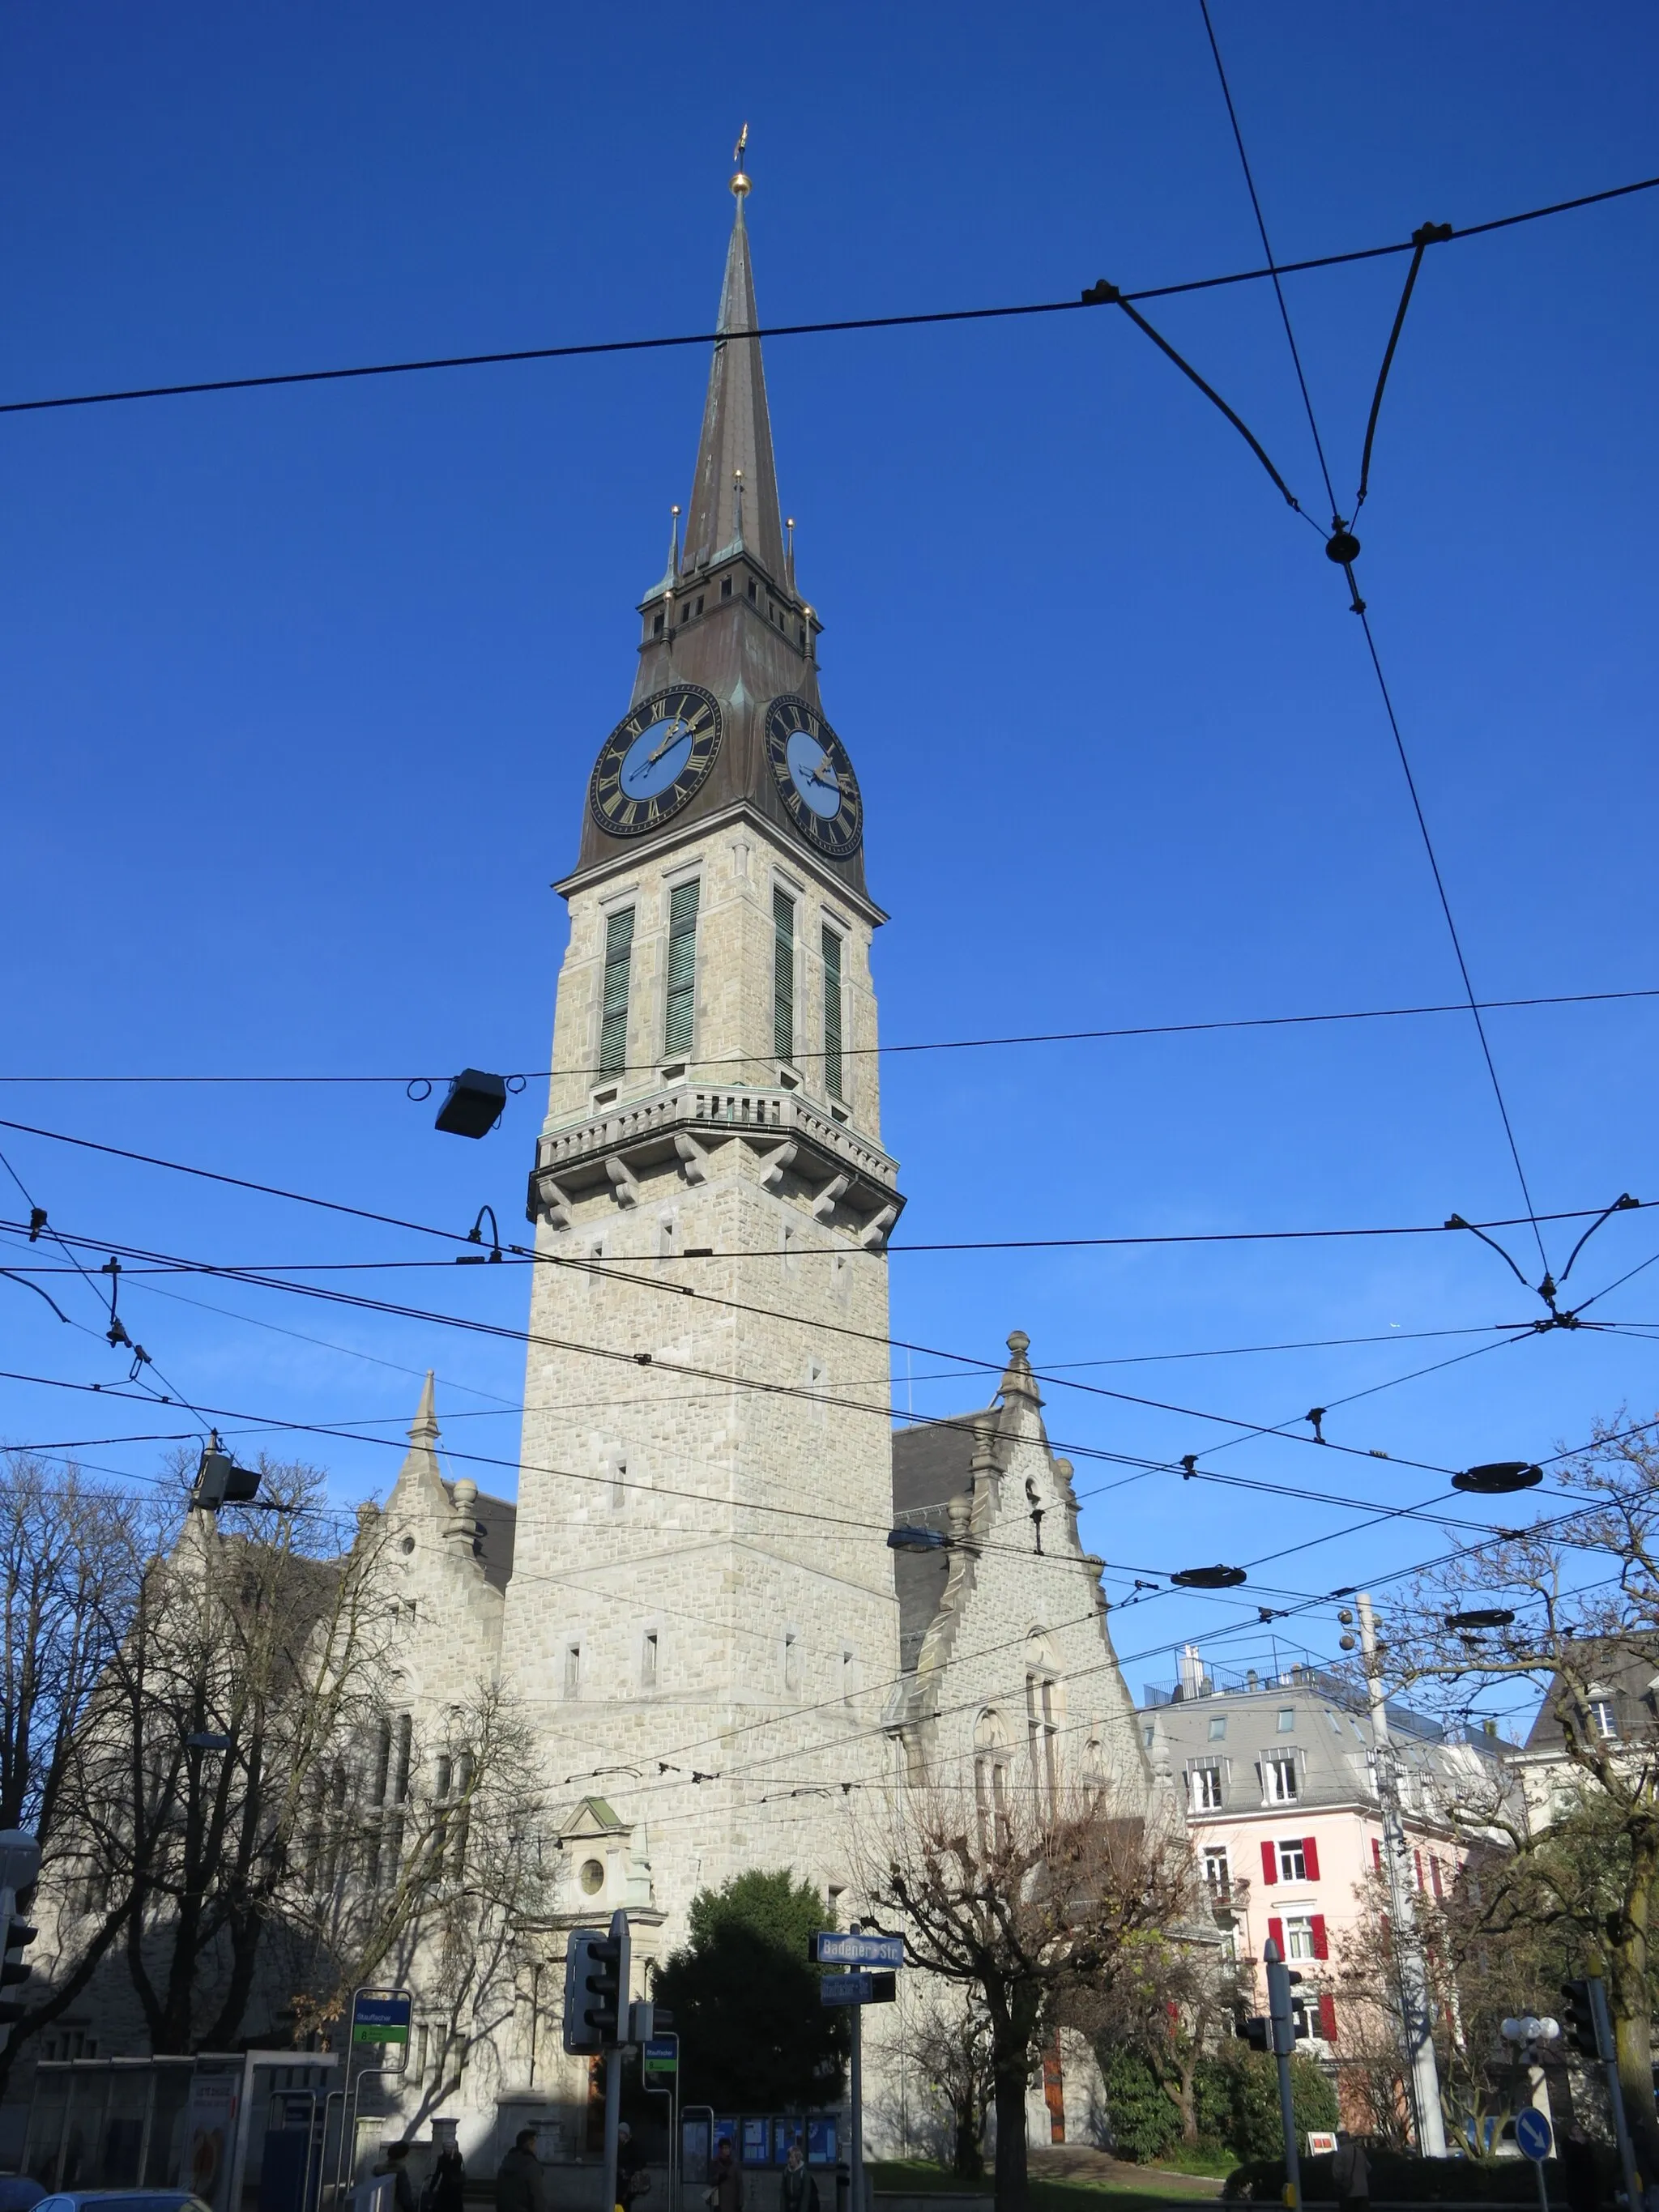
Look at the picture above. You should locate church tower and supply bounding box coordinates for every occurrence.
[500,152,902,1939]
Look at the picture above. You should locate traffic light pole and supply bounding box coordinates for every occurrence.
[1588,1975,1640,2212]
[603,2044,623,2212]
[1358,1594,1447,2158]
[1264,1940,1303,2212]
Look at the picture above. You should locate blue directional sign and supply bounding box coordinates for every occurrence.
[819,1971,897,2006]
[1514,2109,1552,2163]
[811,1930,903,1968]
[351,1990,412,2046]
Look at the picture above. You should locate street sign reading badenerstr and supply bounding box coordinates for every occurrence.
[810,1931,903,1968]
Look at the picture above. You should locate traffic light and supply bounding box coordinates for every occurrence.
[190,1435,260,1511]
[1240,2016,1270,2052]
[564,1912,630,2053]
[0,1831,40,2027]
[1560,1980,1601,2059]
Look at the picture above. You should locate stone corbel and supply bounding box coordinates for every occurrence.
[811,1172,850,1222]
[860,1203,897,1251]
[675,1132,711,1186]
[606,1154,641,1207]
[537,1174,574,1230]
[757,1140,797,1191]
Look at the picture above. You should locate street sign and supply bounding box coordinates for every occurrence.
[351,1991,412,2045]
[810,1930,903,1968]
[819,1971,897,2006]
[644,2035,679,2076]
[1515,2109,1553,2163]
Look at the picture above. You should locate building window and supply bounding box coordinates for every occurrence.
[821,927,845,1099]
[1277,1837,1307,1882]
[784,1631,801,1692]
[579,1856,605,1894]
[1142,1724,1155,1750]
[773,889,795,1061]
[1590,1697,1619,1740]
[1265,1754,1299,1804]
[1218,1929,1238,1964]
[1203,1845,1230,1893]
[748,578,757,601]
[663,880,700,1057]
[1188,1761,1223,1812]
[642,1631,659,1689]
[842,1648,855,1705]
[721,576,731,599]
[975,1712,1011,1851]
[1277,1708,1296,1733]
[563,1643,582,1699]
[1284,1914,1316,1961]
[1208,1715,1226,1741]
[652,612,663,636]
[599,908,635,1076]
[1027,1669,1059,1806]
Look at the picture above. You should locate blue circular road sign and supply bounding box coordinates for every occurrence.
[1515,2108,1553,2162]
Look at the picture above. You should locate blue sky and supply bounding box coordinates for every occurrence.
[2,2,1657,1730]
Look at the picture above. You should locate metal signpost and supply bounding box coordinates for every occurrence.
[335,1989,412,2203]
[811,1932,902,2212]
[1512,2107,1552,2212]
[642,2035,680,2211]
[1585,1975,1640,2212]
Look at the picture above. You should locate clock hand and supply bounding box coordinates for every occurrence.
[646,718,688,764]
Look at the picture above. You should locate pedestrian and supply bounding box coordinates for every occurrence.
[618,2122,650,2210]
[424,2144,466,2212]
[706,2137,742,2212]
[779,2142,817,2212]
[1331,2132,1369,2212]
[497,2128,547,2212]
[374,2145,417,2212]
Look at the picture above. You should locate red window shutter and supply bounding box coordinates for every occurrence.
[1431,1856,1444,1899]
[1268,1915,1285,1956]
[1311,1914,1328,1959]
[1318,1993,1338,2043]
[1414,1848,1424,1890]
[1371,1838,1382,1872]
[1303,1835,1320,1881]
[1261,1839,1278,1885]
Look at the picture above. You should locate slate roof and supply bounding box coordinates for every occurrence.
[1521,1638,1659,1751]
[466,1487,518,1596]
[890,1413,985,1674]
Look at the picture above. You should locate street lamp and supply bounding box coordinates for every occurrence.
[885,1526,948,1553]
[1171,1564,1247,1589]
[1452,1462,1542,1495]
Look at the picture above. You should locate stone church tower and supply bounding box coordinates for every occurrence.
[498,152,906,1950]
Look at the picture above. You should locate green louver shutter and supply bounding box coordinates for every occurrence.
[599,907,634,1075]
[822,927,844,1099]
[774,889,795,1062]
[663,880,700,1057]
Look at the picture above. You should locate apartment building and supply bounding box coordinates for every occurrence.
[1139,1647,1513,2054]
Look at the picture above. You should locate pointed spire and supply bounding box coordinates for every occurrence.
[682,159,787,584]
[410,1369,439,1447]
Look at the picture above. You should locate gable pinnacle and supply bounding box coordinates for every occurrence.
[410,1368,439,1444]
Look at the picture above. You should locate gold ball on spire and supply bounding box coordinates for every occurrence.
[731,168,751,198]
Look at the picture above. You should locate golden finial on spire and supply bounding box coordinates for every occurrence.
[731,121,751,198]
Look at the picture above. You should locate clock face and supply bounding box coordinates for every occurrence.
[764,696,863,859]
[589,684,723,837]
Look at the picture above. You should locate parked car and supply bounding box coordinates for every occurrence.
[32,2194,211,2212]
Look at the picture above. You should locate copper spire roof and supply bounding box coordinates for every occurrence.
[681,192,787,586]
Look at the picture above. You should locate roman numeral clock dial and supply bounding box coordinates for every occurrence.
[588,684,723,836]
[765,695,863,859]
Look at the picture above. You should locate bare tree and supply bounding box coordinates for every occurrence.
[1371,1413,1659,2174]
[287,1678,554,2114]
[1067,1931,1240,2152]
[0,1452,147,2096]
[895,1988,995,2179]
[60,1456,395,2052]
[856,1781,1198,2212]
